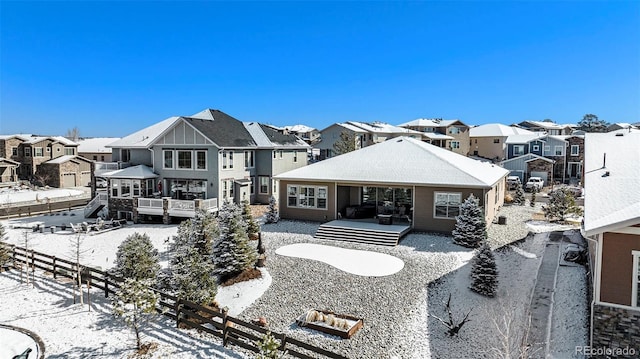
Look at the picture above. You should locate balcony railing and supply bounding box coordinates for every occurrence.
[137,197,219,218]
[84,192,108,218]
[137,198,164,215]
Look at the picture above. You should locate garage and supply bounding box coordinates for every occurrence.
[62,173,76,187]
[530,171,548,186]
[80,171,91,187]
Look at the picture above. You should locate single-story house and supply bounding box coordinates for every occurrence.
[583,132,640,348]
[274,137,509,233]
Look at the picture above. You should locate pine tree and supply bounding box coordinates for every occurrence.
[0,223,11,270]
[332,130,357,156]
[452,194,487,248]
[577,113,608,133]
[542,188,583,222]
[168,210,219,304]
[469,243,498,297]
[256,331,285,359]
[265,196,280,224]
[113,232,160,281]
[213,201,258,283]
[514,183,525,206]
[112,278,159,350]
[241,199,261,236]
[530,186,537,207]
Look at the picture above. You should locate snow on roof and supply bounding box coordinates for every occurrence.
[519,120,567,130]
[76,137,120,153]
[505,133,546,144]
[0,134,31,141]
[470,124,534,137]
[276,136,508,187]
[583,132,640,235]
[107,117,180,148]
[346,121,422,135]
[284,124,317,133]
[24,136,77,146]
[501,153,555,165]
[102,164,159,179]
[397,118,463,128]
[0,157,19,165]
[422,132,454,140]
[45,155,78,164]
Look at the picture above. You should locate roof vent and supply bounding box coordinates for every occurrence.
[615,133,624,137]
[602,171,610,177]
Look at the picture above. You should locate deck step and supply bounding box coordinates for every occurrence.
[315,222,410,246]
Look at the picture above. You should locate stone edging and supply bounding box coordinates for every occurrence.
[0,324,46,359]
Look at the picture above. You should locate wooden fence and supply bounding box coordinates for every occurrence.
[3,244,348,359]
[0,198,90,220]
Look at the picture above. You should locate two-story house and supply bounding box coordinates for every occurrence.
[514,120,574,135]
[96,109,309,223]
[316,121,422,159]
[0,134,91,187]
[468,124,534,161]
[77,137,119,162]
[397,118,471,156]
[282,125,321,145]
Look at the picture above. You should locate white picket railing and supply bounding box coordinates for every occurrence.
[137,198,164,215]
[83,192,108,218]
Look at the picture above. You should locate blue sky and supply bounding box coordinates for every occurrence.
[1,1,639,137]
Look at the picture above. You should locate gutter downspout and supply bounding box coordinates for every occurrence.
[586,235,597,348]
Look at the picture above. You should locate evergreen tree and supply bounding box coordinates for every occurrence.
[530,186,537,207]
[112,278,159,350]
[469,243,498,297]
[113,232,160,281]
[577,113,608,133]
[213,201,258,283]
[514,182,525,206]
[542,188,583,222]
[168,210,219,304]
[265,196,280,224]
[0,223,11,270]
[256,331,285,359]
[452,194,487,248]
[241,199,261,236]
[332,130,357,156]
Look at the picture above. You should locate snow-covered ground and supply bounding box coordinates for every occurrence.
[0,204,588,358]
[0,187,87,205]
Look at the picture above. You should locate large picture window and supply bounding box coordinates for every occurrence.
[287,185,327,209]
[434,192,462,219]
[111,179,139,198]
[177,151,192,169]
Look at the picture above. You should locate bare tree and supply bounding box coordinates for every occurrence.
[486,299,539,359]
[68,232,91,306]
[332,130,357,156]
[65,127,81,142]
[21,230,31,285]
[430,293,472,336]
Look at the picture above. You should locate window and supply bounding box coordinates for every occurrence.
[259,176,269,194]
[287,185,328,209]
[434,192,462,219]
[451,141,460,149]
[633,251,640,308]
[177,150,192,169]
[293,151,298,162]
[64,148,74,156]
[121,149,130,162]
[163,150,174,169]
[513,145,525,156]
[571,145,579,156]
[554,145,563,156]
[93,155,98,161]
[250,176,256,195]
[146,179,155,197]
[544,145,551,155]
[278,150,283,159]
[196,151,207,170]
[273,151,276,159]
[532,144,540,152]
[244,150,254,168]
[493,139,500,144]
[110,179,138,198]
[121,181,131,197]
[11,147,17,156]
[449,127,460,134]
[101,155,105,161]
[34,147,44,157]
[133,182,140,197]
[25,147,31,157]
[223,151,234,169]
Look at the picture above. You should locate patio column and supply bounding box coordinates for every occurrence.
[132,197,139,224]
[194,199,202,211]
[162,197,170,225]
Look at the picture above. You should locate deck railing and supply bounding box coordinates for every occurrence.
[83,192,108,218]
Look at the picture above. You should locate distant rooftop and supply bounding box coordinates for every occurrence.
[470,123,534,137]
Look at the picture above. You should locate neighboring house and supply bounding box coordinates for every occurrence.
[77,137,119,162]
[582,132,640,349]
[397,118,471,156]
[514,120,574,135]
[0,157,19,184]
[0,134,85,188]
[564,135,585,182]
[100,109,309,222]
[501,154,555,185]
[468,124,534,161]
[607,123,638,132]
[282,125,321,145]
[315,121,422,159]
[275,136,508,233]
[35,155,93,187]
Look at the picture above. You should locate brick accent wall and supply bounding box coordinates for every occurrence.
[109,198,134,219]
[527,158,554,184]
[592,304,640,350]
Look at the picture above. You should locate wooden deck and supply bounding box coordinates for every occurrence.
[315,219,411,246]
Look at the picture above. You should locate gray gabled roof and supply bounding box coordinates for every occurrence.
[108,116,181,148]
[184,111,256,148]
[102,165,159,179]
[276,136,508,188]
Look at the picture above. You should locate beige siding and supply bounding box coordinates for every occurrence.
[470,137,506,160]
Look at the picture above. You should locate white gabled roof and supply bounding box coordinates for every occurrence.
[284,124,317,133]
[501,153,555,165]
[398,118,463,128]
[470,124,534,137]
[276,137,508,188]
[346,121,422,135]
[107,117,180,148]
[102,165,158,179]
[422,132,454,140]
[583,132,640,236]
[505,133,546,144]
[24,136,77,146]
[77,137,120,153]
[45,155,84,164]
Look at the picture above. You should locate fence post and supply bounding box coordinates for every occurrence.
[104,272,109,298]
[222,307,229,347]
[279,333,287,353]
[52,256,57,279]
[175,299,183,328]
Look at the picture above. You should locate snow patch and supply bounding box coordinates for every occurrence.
[275,243,404,276]
[526,220,579,233]
[216,268,272,317]
[0,328,39,359]
[511,245,537,259]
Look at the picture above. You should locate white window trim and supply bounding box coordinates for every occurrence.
[111,179,141,198]
[259,176,270,194]
[34,147,44,157]
[554,145,564,156]
[25,147,31,157]
[513,145,525,156]
[244,150,255,168]
[223,151,234,170]
[632,250,640,308]
[286,184,328,210]
[433,192,462,219]
[451,141,460,149]
[571,145,579,156]
[163,150,174,169]
[195,150,207,171]
[177,150,193,170]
